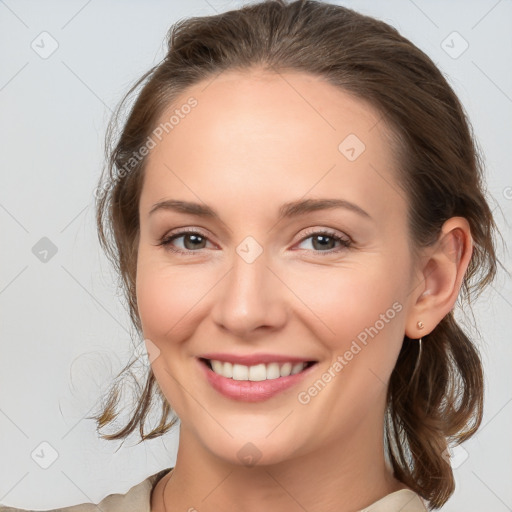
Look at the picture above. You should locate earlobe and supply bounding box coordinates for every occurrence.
[405,217,473,339]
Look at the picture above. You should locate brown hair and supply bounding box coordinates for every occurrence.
[90,0,503,507]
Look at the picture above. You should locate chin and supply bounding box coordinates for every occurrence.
[197,430,307,469]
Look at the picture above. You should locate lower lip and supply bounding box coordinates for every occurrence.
[197,358,318,402]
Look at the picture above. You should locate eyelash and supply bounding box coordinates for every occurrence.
[156,228,352,256]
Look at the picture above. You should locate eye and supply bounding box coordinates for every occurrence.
[156,228,352,256]
[295,229,352,255]
[157,229,214,255]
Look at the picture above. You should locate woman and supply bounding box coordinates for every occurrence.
[0,0,500,510]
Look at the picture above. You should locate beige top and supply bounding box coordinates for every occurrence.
[0,468,428,512]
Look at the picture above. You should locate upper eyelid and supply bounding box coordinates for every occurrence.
[162,227,351,248]
[163,228,217,246]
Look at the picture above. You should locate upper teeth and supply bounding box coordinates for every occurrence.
[209,360,307,381]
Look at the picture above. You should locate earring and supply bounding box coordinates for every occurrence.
[411,337,423,380]
[417,320,424,330]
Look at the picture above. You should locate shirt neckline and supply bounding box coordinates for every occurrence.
[148,469,426,512]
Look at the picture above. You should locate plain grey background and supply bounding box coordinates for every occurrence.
[0,0,511,510]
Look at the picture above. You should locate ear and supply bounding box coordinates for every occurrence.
[405,216,473,339]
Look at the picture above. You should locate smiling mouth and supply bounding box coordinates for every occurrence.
[199,357,317,381]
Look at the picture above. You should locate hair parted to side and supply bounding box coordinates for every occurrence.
[90,0,502,508]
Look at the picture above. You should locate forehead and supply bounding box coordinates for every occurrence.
[156,68,388,152]
[140,69,404,221]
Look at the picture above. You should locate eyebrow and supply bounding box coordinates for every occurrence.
[148,198,372,221]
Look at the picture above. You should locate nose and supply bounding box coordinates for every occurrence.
[210,243,288,338]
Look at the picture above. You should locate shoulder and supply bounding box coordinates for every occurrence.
[0,467,173,512]
[359,489,428,512]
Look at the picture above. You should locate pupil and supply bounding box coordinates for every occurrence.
[185,234,205,250]
[313,235,333,251]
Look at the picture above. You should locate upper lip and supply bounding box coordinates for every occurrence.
[199,353,317,366]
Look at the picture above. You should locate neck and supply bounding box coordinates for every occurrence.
[155,414,406,512]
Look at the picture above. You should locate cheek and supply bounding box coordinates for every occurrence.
[136,271,186,339]
[289,261,409,422]
[135,254,219,343]
[293,264,404,340]
[135,248,182,338]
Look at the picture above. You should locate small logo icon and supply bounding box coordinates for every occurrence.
[133,338,161,366]
[236,236,263,264]
[31,31,59,59]
[441,444,469,469]
[441,31,469,59]
[237,442,262,467]
[31,441,59,469]
[32,237,58,263]
[338,133,366,161]
[144,338,161,363]
[93,185,107,200]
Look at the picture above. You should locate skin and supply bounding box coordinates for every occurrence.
[135,68,473,512]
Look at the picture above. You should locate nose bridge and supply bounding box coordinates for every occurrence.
[211,235,287,336]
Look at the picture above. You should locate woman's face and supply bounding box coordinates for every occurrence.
[136,69,421,466]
